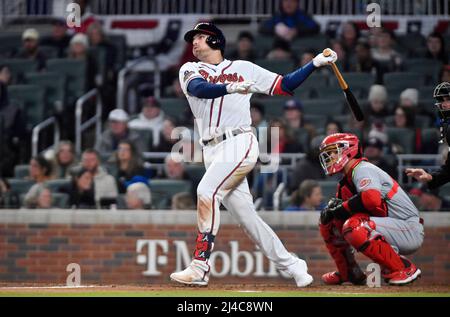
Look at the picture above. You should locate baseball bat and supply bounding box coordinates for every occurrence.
[323,48,365,122]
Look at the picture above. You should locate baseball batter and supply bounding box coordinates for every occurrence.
[318,133,424,285]
[170,22,337,286]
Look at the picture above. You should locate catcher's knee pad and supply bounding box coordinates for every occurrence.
[342,213,376,251]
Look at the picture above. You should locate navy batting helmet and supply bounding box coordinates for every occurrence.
[184,22,226,54]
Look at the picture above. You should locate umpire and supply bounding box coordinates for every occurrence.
[406,82,450,188]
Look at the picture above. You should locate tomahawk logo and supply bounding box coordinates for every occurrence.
[136,240,292,278]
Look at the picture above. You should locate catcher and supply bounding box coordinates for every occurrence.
[318,133,424,285]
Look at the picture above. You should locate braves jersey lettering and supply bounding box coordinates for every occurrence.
[179,59,279,140]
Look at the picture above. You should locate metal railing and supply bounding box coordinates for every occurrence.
[75,89,102,155]
[116,57,161,113]
[31,116,60,157]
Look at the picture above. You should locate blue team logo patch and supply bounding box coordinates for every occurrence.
[359,178,371,188]
[183,70,194,82]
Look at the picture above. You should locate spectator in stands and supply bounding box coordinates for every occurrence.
[96,109,144,155]
[128,97,166,148]
[283,98,304,130]
[325,120,342,136]
[125,182,151,209]
[0,178,19,208]
[80,148,118,207]
[399,88,419,109]
[330,39,349,71]
[259,0,319,40]
[440,64,450,82]
[266,38,294,61]
[23,155,53,208]
[114,140,150,194]
[163,153,190,181]
[171,192,195,210]
[0,65,11,85]
[339,22,360,58]
[0,78,25,177]
[371,28,403,75]
[68,33,97,90]
[62,167,96,209]
[288,135,326,194]
[40,19,72,58]
[299,49,316,67]
[363,137,397,179]
[416,186,450,212]
[285,179,325,211]
[52,141,77,179]
[250,101,268,130]
[425,32,448,64]
[393,106,415,129]
[269,118,303,154]
[366,84,390,120]
[154,117,181,153]
[350,40,379,76]
[35,187,53,209]
[227,31,257,62]
[15,28,47,71]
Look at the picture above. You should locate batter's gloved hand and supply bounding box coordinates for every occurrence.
[226,80,255,94]
[313,49,338,67]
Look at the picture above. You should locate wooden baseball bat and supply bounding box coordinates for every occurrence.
[323,48,365,122]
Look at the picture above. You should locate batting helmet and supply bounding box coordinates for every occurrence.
[184,22,226,53]
[433,82,450,120]
[319,133,361,175]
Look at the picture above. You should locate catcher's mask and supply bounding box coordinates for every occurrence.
[184,22,226,54]
[319,133,361,175]
[433,82,450,143]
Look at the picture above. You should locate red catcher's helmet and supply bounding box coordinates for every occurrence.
[319,133,361,175]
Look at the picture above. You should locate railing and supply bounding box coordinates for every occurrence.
[75,89,102,155]
[31,116,60,157]
[397,154,442,186]
[116,57,161,113]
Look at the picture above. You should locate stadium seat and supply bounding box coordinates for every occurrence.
[0,33,22,57]
[420,128,440,154]
[302,99,343,116]
[129,128,154,152]
[39,45,59,59]
[293,128,310,152]
[403,59,442,84]
[291,35,328,54]
[383,72,425,91]
[255,97,289,119]
[329,72,375,97]
[298,73,329,92]
[7,178,35,195]
[315,88,345,100]
[396,34,426,56]
[44,179,71,192]
[159,98,189,119]
[52,193,70,208]
[14,164,30,179]
[385,115,431,129]
[318,181,337,201]
[24,72,66,116]
[46,58,86,105]
[254,58,295,75]
[304,114,327,131]
[150,179,192,209]
[185,164,205,182]
[293,87,313,99]
[385,127,416,153]
[253,35,275,58]
[2,59,38,83]
[8,84,46,130]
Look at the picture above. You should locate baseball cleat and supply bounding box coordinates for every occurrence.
[387,257,421,285]
[170,260,209,286]
[284,258,314,287]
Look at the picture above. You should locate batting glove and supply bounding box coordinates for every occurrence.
[226,80,255,94]
[313,49,338,67]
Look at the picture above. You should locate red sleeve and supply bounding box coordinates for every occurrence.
[272,76,293,96]
[342,189,387,217]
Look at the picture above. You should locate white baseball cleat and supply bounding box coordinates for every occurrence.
[284,258,314,287]
[170,259,209,286]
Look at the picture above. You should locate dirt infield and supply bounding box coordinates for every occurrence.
[0,283,448,296]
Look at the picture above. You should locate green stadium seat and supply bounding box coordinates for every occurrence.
[8,84,46,130]
[315,89,346,100]
[304,114,327,132]
[24,72,66,117]
[291,35,328,54]
[396,34,426,56]
[39,45,59,59]
[293,87,313,99]
[385,127,416,153]
[129,128,154,152]
[52,193,69,208]
[14,164,30,179]
[150,179,192,209]
[159,98,188,119]
[254,97,290,119]
[253,35,275,57]
[383,72,425,91]
[293,128,310,152]
[185,164,206,182]
[254,58,295,75]
[44,179,71,192]
[318,181,337,201]
[46,58,86,105]
[8,178,35,195]
[0,33,22,57]
[2,59,38,83]
[403,59,442,85]
[302,99,343,116]
[385,115,431,129]
[298,73,330,92]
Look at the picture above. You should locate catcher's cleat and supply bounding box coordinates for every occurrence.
[283,258,314,287]
[322,268,366,285]
[322,271,343,285]
[170,259,209,286]
[386,257,421,285]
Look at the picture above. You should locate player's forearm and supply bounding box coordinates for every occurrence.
[187,78,228,99]
[278,61,315,94]
[341,189,387,217]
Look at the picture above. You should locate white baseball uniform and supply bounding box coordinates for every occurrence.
[179,58,300,271]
